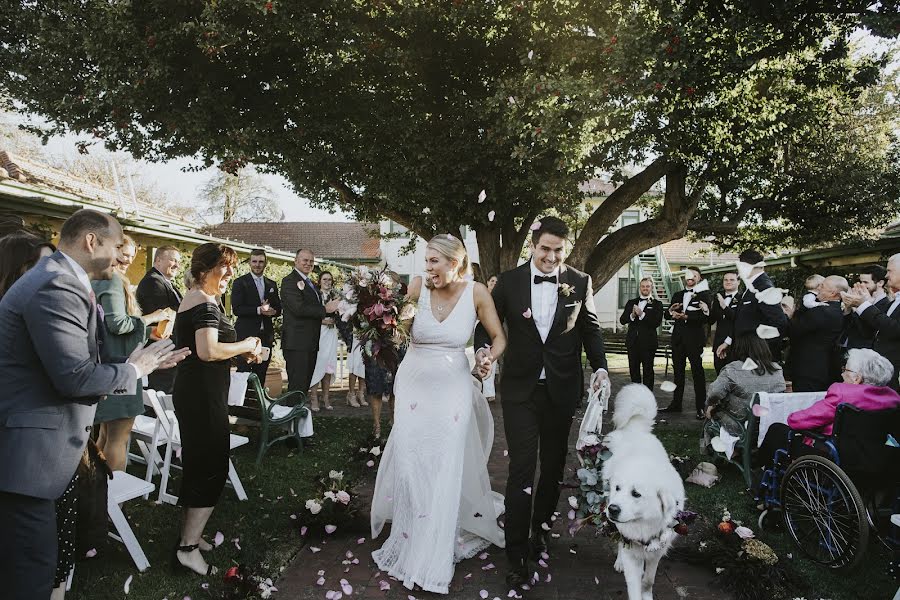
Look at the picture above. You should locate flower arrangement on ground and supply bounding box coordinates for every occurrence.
[337,265,414,372]
[296,470,358,537]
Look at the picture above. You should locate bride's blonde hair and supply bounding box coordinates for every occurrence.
[424,233,470,289]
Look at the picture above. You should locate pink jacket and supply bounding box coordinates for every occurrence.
[787,382,900,436]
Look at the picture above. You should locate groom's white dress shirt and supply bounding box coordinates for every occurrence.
[530,260,559,380]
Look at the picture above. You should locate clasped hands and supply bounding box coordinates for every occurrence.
[242,336,265,364]
[840,283,871,309]
[260,300,277,317]
[473,346,494,380]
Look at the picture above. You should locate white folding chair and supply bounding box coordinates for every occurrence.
[145,390,249,505]
[126,389,170,498]
[107,471,156,571]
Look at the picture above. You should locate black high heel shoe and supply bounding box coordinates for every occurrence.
[172,543,216,576]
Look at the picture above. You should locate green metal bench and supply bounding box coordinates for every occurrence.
[246,373,310,465]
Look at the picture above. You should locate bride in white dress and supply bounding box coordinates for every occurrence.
[371,234,507,594]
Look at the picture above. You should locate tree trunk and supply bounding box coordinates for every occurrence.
[476,227,501,280]
[584,166,701,291]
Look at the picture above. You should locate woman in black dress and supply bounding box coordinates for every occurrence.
[173,243,262,576]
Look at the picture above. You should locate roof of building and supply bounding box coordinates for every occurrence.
[661,238,740,268]
[205,221,381,262]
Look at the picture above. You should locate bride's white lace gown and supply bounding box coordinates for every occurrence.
[371,280,505,594]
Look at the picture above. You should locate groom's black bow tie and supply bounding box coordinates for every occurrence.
[534,275,558,284]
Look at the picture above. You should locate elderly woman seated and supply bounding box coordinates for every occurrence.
[701,334,786,454]
[756,348,900,478]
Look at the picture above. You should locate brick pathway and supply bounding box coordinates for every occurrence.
[276,368,727,599]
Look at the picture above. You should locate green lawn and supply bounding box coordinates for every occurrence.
[69,416,372,600]
[655,423,896,600]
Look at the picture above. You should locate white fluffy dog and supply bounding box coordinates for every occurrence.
[602,384,686,600]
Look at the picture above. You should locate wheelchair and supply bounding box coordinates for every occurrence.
[756,403,900,571]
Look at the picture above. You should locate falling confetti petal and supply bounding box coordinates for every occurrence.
[290,514,297,520]
[508,96,516,104]
[488,210,496,222]
[528,50,534,59]
[85,548,97,558]
[503,449,508,456]
[124,575,133,595]
[529,221,542,231]
[540,522,550,531]
[523,487,532,495]
[660,380,677,392]
[480,591,489,599]
[550,533,560,538]
[325,525,337,534]
[752,403,770,417]
[594,576,599,584]
[214,531,224,547]
[478,189,487,203]
[522,308,532,319]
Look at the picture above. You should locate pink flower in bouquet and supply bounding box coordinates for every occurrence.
[378,286,393,301]
[382,313,396,326]
[365,303,386,318]
[336,491,351,505]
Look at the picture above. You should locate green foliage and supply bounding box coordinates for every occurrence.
[2,1,898,283]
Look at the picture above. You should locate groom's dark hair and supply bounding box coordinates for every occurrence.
[531,216,569,244]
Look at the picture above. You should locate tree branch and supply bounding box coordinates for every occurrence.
[327,177,433,240]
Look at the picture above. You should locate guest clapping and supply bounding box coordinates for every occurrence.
[172,243,262,577]
[92,235,174,471]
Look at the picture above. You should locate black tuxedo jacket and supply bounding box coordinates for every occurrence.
[136,267,182,340]
[732,272,788,340]
[666,288,712,349]
[280,269,326,352]
[859,299,900,389]
[842,295,891,349]
[477,262,607,412]
[231,273,282,342]
[788,300,844,391]
[619,297,663,349]
[710,289,741,347]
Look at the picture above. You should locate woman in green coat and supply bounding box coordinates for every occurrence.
[92,236,173,471]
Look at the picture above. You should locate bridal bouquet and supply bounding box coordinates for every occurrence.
[337,265,414,372]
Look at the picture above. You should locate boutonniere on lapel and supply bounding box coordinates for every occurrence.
[297,279,306,291]
[558,283,574,297]
[522,308,533,319]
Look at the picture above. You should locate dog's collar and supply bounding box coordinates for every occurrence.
[618,523,673,551]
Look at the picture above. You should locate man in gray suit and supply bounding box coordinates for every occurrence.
[0,209,189,599]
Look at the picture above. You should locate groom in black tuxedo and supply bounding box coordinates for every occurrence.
[476,216,608,588]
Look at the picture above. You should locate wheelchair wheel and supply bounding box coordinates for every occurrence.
[780,454,869,569]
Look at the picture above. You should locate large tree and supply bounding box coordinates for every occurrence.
[2,1,898,287]
[198,166,281,224]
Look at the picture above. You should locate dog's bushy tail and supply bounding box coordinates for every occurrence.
[612,383,658,431]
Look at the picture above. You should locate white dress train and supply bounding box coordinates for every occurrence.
[371,281,505,594]
[309,324,338,387]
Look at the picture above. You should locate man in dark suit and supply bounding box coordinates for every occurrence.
[281,249,340,402]
[475,216,607,588]
[842,264,891,350]
[232,249,282,383]
[0,210,187,599]
[711,271,741,373]
[843,254,900,390]
[662,267,712,418]
[787,275,847,391]
[619,277,663,388]
[717,249,789,363]
[136,245,183,393]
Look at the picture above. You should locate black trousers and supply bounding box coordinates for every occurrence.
[502,383,573,565]
[284,349,317,394]
[671,337,706,412]
[627,342,656,389]
[0,491,57,599]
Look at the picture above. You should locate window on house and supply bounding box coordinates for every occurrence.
[620,210,640,228]
[388,221,410,237]
[618,277,637,308]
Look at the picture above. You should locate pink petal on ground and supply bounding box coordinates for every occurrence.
[290,487,297,496]
[325,592,335,600]
[345,551,354,559]
[464,573,472,579]
[300,526,308,535]
[85,548,97,558]
[214,531,224,547]
[325,525,337,535]
[352,558,359,565]
[341,579,353,595]
[488,211,496,222]
[316,577,325,586]
[538,559,548,568]
[507,591,517,598]
[568,509,575,520]
[123,575,133,594]
[550,532,560,538]
[545,573,552,583]
[479,552,489,560]
[540,552,549,560]
[310,546,321,553]
[232,538,241,550]
[523,487,532,495]
[478,189,487,203]
[540,522,550,531]
[201,582,209,590]
[408,596,417,600]
[366,460,375,467]
[357,537,366,544]
[379,580,391,591]
[482,563,495,570]
[480,591,489,599]
[343,567,350,573]
[290,514,297,520]
[521,585,531,591]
